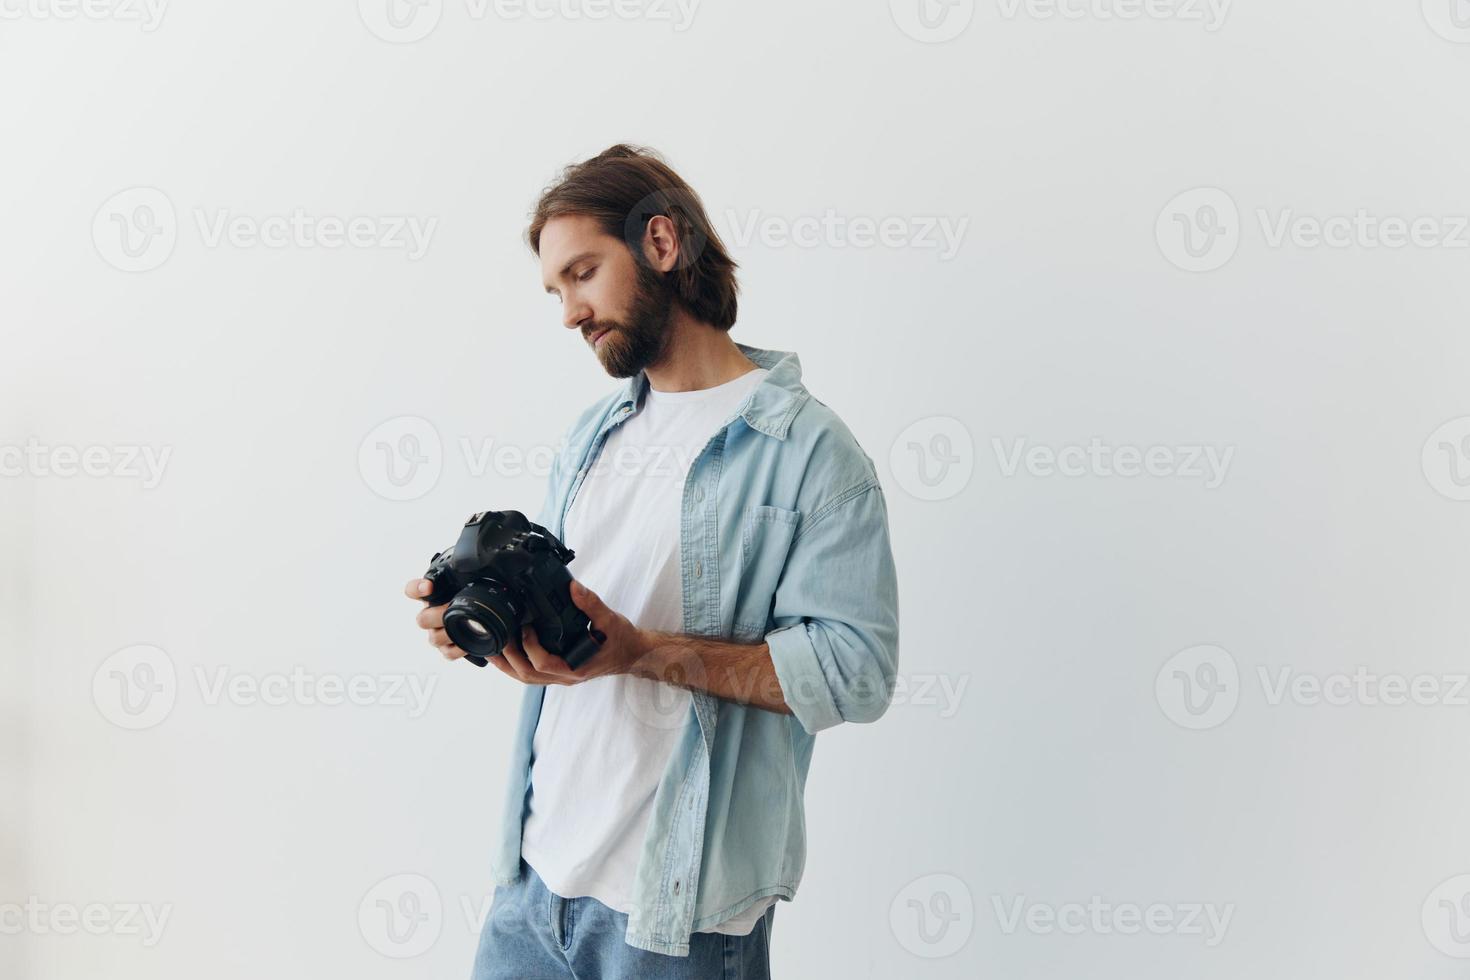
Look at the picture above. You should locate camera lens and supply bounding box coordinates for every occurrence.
[442,581,522,659]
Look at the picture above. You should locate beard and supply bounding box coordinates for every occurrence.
[584,262,675,379]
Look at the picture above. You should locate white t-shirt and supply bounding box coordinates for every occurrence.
[520,365,777,936]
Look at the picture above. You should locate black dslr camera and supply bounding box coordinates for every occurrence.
[422,510,604,669]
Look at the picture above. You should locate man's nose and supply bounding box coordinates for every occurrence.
[563,300,591,331]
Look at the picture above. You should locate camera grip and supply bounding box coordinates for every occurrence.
[560,626,606,670]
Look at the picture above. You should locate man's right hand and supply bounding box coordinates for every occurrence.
[405,578,535,668]
[405,578,469,661]
[403,576,587,685]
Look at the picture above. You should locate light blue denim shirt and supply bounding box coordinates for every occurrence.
[490,343,901,957]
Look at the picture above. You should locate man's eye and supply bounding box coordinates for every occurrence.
[577,268,596,282]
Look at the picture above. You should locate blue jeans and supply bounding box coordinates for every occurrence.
[470,859,776,980]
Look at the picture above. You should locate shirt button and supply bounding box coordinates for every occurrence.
[694,486,704,502]
[693,560,703,579]
[673,880,681,895]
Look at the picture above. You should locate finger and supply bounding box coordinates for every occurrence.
[498,636,537,681]
[416,604,445,630]
[488,652,559,685]
[499,637,565,684]
[568,579,607,624]
[405,578,432,600]
[520,626,573,677]
[428,629,464,660]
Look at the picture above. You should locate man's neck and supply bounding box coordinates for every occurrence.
[643,314,759,393]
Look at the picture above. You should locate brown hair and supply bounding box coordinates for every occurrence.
[526,144,740,331]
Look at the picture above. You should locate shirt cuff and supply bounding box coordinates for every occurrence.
[766,622,842,734]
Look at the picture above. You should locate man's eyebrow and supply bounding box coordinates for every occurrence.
[543,251,598,293]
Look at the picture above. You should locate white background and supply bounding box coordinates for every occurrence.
[3,0,1470,977]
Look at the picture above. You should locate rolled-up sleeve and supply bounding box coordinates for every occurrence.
[765,481,900,734]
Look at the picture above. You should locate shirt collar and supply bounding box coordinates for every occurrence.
[610,342,809,440]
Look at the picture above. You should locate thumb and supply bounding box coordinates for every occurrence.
[569,579,607,620]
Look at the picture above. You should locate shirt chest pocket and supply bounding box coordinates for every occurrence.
[733,504,801,638]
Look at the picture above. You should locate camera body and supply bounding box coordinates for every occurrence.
[423,510,603,669]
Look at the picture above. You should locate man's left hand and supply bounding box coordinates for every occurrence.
[492,579,653,685]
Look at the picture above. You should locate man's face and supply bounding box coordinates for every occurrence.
[540,214,674,379]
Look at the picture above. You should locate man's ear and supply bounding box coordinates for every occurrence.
[642,214,681,273]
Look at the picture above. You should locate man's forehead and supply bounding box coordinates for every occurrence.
[540,214,607,258]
